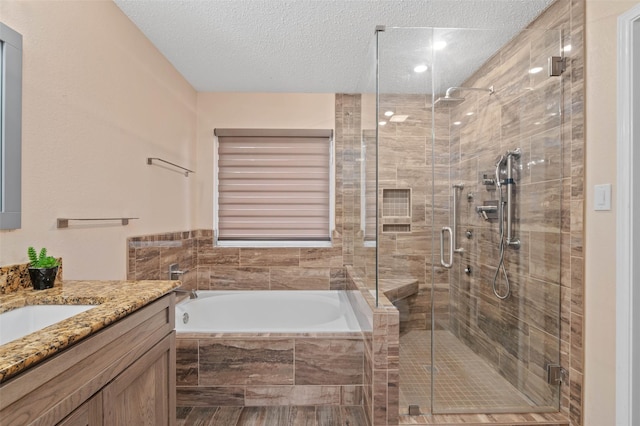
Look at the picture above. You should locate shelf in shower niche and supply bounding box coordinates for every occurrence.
[382,188,411,218]
[382,224,411,233]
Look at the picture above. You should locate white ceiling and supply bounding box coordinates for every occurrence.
[114,0,556,94]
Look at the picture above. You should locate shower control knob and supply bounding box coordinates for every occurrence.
[465,230,473,239]
[464,266,472,275]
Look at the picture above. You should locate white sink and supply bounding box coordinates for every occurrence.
[0,305,95,345]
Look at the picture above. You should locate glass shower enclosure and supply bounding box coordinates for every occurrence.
[356,25,564,415]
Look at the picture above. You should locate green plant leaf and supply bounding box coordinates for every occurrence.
[27,246,38,265]
[27,246,59,268]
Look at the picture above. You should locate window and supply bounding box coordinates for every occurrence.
[214,129,333,246]
[0,22,22,230]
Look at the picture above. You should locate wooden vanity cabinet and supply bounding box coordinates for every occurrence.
[0,294,176,426]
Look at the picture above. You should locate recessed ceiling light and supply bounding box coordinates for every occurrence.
[453,121,462,126]
[384,111,394,117]
[389,115,409,122]
[433,40,447,50]
[414,64,428,73]
[379,121,387,126]
[529,66,543,74]
[465,112,474,116]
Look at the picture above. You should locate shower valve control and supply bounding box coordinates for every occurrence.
[464,265,472,275]
[169,263,189,281]
[476,201,499,220]
[465,230,473,239]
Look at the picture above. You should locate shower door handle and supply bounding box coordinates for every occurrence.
[452,184,464,253]
[440,226,453,268]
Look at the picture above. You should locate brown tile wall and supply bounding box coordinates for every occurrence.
[444,1,584,423]
[347,267,399,426]
[127,230,347,292]
[127,230,197,286]
[175,334,366,409]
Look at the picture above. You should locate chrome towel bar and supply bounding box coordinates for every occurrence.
[57,218,139,228]
[147,157,194,177]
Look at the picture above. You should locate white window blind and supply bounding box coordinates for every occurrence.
[215,129,332,241]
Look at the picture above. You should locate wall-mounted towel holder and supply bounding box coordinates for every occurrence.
[57,217,139,228]
[147,157,194,177]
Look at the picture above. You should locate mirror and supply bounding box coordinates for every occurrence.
[0,22,22,230]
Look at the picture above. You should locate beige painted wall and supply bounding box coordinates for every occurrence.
[195,93,335,229]
[0,0,197,280]
[584,1,638,424]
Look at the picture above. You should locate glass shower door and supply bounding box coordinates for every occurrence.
[375,26,436,415]
[431,26,564,413]
[376,25,564,416]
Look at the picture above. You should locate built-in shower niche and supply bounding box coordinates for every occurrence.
[381,188,411,233]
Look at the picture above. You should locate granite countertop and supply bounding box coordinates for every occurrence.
[0,280,180,383]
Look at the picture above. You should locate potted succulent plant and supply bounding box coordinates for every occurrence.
[27,247,60,290]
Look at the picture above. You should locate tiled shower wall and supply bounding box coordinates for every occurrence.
[445,0,584,423]
[345,0,584,424]
[447,30,564,408]
[352,100,449,334]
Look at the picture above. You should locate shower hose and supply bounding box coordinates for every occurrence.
[492,183,511,300]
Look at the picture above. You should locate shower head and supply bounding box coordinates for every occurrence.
[433,85,495,109]
[433,96,466,108]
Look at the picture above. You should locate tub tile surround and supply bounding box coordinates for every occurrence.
[175,335,366,409]
[347,266,400,426]
[128,230,347,292]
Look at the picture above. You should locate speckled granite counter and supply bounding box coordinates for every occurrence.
[0,280,179,383]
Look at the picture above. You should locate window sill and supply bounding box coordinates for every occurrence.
[216,241,333,248]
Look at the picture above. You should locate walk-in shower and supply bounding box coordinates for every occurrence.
[352,22,565,420]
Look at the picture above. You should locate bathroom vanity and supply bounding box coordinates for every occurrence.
[0,280,178,425]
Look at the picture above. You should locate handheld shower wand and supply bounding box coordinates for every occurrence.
[490,148,521,300]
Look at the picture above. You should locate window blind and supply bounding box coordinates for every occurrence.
[215,129,332,241]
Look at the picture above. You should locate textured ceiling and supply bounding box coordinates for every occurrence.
[114,0,556,94]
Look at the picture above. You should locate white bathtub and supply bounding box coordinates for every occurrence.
[175,290,362,333]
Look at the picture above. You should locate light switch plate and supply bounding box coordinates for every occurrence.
[594,184,612,211]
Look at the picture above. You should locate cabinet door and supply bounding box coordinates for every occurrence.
[57,393,103,426]
[102,333,175,426]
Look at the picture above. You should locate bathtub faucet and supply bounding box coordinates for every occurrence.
[174,288,198,299]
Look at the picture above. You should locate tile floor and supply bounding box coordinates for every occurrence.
[399,329,538,415]
[176,405,368,426]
